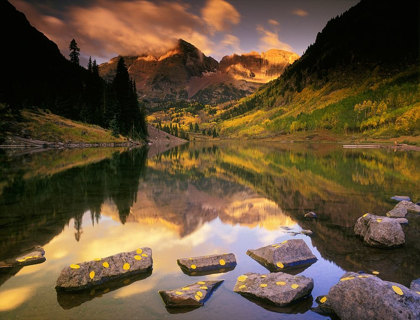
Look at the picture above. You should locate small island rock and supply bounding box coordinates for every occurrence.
[159,280,223,307]
[234,272,313,306]
[391,196,410,202]
[0,247,46,269]
[318,272,420,320]
[354,214,405,248]
[177,253,236,274]
[395,200,420,213]
[304,212,317,219]
[56,247,153,291]
[247,239,317,271]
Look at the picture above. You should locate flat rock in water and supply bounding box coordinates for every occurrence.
[354,214,405,248]
[391,196,410,202]
[318,272,420,320]
[233,272,313,307]
[159,280,223,307]
[395,200,420,213]
[386,206,407,218]
[177,253,236,274]
[56,247,153,291]
[246,239,317,271]
[411,279,420,292]
[0,247,46,269]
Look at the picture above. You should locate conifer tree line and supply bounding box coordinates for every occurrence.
[69,39,147,138]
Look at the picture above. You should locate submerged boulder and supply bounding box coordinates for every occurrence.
[56,247,153,291]
[317,272,420,320]
[233,272,313,307]
[395,200,420,213]
[247,239,317,271]
[0,247,45,269]
[391,196,410,202]
[177,253,236,275]
[354,214,405,248]
[159,280,223,308]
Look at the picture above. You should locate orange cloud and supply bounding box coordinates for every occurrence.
[268,19,279,26]
[202,0,241,35]
[257,25,293,52]
[293,9,309,17]
[220,34,241,53]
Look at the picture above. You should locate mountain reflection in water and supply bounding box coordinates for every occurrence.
[0,143,419,319]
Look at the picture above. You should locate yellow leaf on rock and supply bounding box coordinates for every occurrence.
[70,264,80,269]
[197,291,203,297]
[17,259,26,263]
[191,264,197,270]
[320,296,327,303]
[276,281,286,286]
[142,254,148,257]
[277,262,284,268]
[200,286,208,290]
[136,249,143,254]
[103,262,109,268]
[182,287,189,291]
[340,277,355,282]
[175,291,183,295]
[377,219,382,222]
[260,284,267,288]
[123,263,130,270]
[372,271,380,275]
[195,295,201,301]
[219,259,226,266]
[261,275,267,278]
[89,271,95,279]
[392,286,403,296]
[237,275,248,282]
[291,284,299,289]
[134,255,142,261]
[93,258,101,261]
[363,213,368,218]
[239,285,246,289]
[197,281,205,285]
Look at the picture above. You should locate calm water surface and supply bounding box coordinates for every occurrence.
[1,143,420,319]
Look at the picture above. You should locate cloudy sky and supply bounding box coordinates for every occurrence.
[11,0,359,65]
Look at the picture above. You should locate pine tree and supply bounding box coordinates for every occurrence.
[194,123,199,132]
[87,56,92,72]
[92,60,99,77]
[69,39,80,65]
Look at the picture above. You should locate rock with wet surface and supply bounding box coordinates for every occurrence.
[159,280,223,307]
[177,253,236,274]
[304,212,317,219]
[318,271,420,320]
[354,213,405,248]
[247,239,317,271]
[386,206,407,218]
[395,200,420,213]
[56,247,153,291]
[411,279,420,292]
[0,247,46,269]
[233,272,313,307]
[391,195,410,202]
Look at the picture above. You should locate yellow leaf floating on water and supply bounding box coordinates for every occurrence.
[93,258,101,261]
[340,277,355,282]
[175,291,183,295]
[142,253,148,257]
[182,287,190,291]
[277,262,284,268]
[291,284,299,289]
[200,286,208,290]
[260,284,267,288]
[195,295,201,301]
[196,291,203,297]
[89,271,95,279]
[239,285,246,289]
[134,255,142,261]
[136,249,143,254]
[276,281,286,286]
[191,264,197,270]
[392,286,403,296]
[123,263,130,270]
[197,281,205,285]
[103,262,109,268]
[219,259,226,266]
[372,271,380,275]
[70,264,80,269]
[320,296,327,303]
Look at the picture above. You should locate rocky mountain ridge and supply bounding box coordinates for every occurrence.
[99,39,299,106]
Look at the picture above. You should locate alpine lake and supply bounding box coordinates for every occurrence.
[1,142,420,320]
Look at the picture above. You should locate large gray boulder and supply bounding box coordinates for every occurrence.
[233,272,313,306]
[177,253,236,275]
[159,280,223,307]
[246,239,317,271]
[0,247,45,269]
[395,200,420,213]
[56,247,153,291]
[354,213,405,248]
[318,272,420,320]
[411,279,420,292]
[386,206,407,218]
